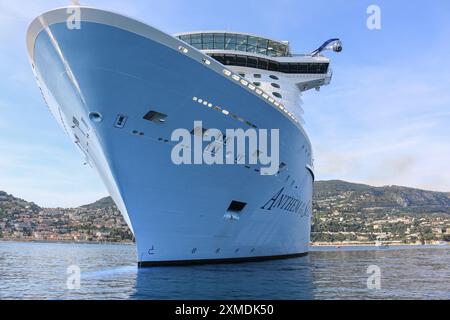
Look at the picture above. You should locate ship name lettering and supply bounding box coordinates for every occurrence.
[261,187,310,216]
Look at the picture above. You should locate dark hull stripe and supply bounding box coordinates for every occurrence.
[138,252,308,267]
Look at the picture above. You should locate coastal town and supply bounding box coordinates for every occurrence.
[0,192,132,243]
[1,180,449,245]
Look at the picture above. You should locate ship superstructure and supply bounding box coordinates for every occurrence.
[27,7,341,266]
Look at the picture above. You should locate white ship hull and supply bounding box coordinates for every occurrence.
[27,7,320,266]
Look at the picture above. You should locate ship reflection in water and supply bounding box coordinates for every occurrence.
[0,242,449,300]
[132,257,314,300]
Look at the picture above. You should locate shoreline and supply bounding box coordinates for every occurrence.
[310,242,443,247]
[1,238,447,247]
[0,238,134,245]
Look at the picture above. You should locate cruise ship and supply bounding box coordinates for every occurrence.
[27,6,342,266]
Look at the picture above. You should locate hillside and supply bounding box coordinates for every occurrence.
[0,191,131,242]
[312,181,450,243]
[1,181,449,243]
[314,180,450,214]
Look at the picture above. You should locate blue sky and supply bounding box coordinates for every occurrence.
[0,0,449,207]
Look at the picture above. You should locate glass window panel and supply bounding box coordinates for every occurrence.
[246,45,256,53]
[213,33,225,49]
[237,34,248,45]
[289,63,299,73]
[236,55,247,66]
[210,54,225,64]
[214,42,225,49]
[236,44,246,51]
[190,34,202,44]
[248,36,258,46]
[202,42,214,50]
[298,64,308,73]
[267,41,277,56]
[279,63,289,73]
[268,61,279,71]
[225,34,237,45]
[236,34,248,51]
[214,33,225,42]
[247,57,258,68]
[202,33,214,43]
[192,43,202,49]
[257,47,268,55]
[258,59,268,69]
[312,63,321,73]
[224,55,236,65]
[257,38,268,48]
[272,43,287,57]
[225,41,236,50]
[179,35,191,42]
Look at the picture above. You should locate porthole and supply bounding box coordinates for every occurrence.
[273,92,282,98]
[271,83,280,88]
[239,73,245,77]
[88,112,103,123]
[269,75,279,80]
[254,74,261,78]
[253,82,261,86]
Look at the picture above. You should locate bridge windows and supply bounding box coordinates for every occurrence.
[258,59,268,70]
[236,55,247,66]
[177,32,290,57]
[207,53,329,74]
[247,56,258,68]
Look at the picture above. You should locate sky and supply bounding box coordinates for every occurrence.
[0,0,449,207]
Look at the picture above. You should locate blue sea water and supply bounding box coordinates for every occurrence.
[0,241,448,300]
